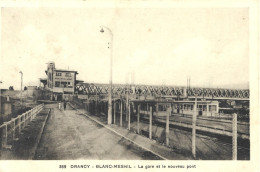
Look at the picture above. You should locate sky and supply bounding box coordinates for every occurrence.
[0,7,249,90]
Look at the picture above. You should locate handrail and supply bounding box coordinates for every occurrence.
[0,104,44,149]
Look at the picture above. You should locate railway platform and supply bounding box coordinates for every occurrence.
[33,103,190,160]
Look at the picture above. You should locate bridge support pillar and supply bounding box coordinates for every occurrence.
[120,100,123,127]
[149,106,152,139]
[95,99,97,115]
[206,103,209,116]
[113,101,116,124]
[91,102,93,113]
[99,102,103,114]
[128,103,131,130]
[147,103,149,115]
[192,96,197,159]
[105,102,108,117]
[90,102,92,113]
[232,113,237,160]
[137,104,140,134]
[125,101,128,123]
[216,103,219,114]
[166,107,170,146]
[132,103,135,117]
[156,103,158,116]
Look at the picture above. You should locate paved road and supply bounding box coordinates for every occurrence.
[34,104,159,160]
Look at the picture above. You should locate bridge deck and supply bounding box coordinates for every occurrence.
[75,83,249,100]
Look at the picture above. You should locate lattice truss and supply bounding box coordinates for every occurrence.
[75,83,249,99]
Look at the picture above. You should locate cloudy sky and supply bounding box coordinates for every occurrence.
[0,7,249,89]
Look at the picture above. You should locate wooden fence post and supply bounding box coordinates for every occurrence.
[2,123,7,148]
[12,118,15,140]
[18,116,21,138]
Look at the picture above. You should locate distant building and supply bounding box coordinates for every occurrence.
[171,100,219,116]
[40,62,82,100]
[0,96,14,117]
[27,86,37,90]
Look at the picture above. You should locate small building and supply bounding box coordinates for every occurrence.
[132,99,219,117]
[0,96,14,117]
[171,100,219,116]
[40,62,80,101]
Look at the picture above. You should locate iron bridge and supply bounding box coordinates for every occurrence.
[75,83,249,100]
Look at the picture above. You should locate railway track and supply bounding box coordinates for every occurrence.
[136,115,249,153]
[135,113,249,139]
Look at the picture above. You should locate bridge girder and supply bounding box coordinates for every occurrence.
[75,83,249,100]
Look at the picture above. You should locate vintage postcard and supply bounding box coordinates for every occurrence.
[0,0,259,171]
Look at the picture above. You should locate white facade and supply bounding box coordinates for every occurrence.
[45,62,78,95]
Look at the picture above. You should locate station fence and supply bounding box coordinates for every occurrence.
[0,104,44,150]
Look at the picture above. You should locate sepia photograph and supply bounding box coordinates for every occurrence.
[0,1,259,171]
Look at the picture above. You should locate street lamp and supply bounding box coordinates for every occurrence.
[19,71,23,108]
[100,25,113,125]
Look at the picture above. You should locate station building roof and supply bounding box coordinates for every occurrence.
[54,69,78,74]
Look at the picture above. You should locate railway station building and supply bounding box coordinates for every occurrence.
[40,62,82,101]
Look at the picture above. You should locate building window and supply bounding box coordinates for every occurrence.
[200,105,203,110]
[68,82,73,88]
[158,104,167,112]
[203,105,207,111]
[56,72,62,76]
[65,73,71,77]
[55,82,60,87]
[211,105,216,111]
[61,82,68,88]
